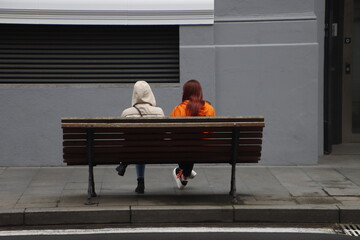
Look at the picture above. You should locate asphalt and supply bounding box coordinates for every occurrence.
[1,154,360,227]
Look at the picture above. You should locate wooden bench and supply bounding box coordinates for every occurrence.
[61,116,265,204]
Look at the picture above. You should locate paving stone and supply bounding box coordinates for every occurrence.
[97,193,138,206]
[304,168,360,196]
[14,202,58,209]
[0,193,22,208]
[58,190,93,207]
[337,168,360,186]
[237,167,290,197]
[270,167,326,197]
[67,167,104,183]
[31,168,73,185]
[22,186,64,195]
[324,187,360,196]
[334,196,360,206]
[64,182,88,190]
[242,199,297,205]
[0,167,39,180]
[295,197,340,205]
[17,195,60,204]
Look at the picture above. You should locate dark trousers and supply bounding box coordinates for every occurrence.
[178,163,194,177]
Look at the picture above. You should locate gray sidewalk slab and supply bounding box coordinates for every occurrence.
[1,155,360,227]
[268,167,326,197]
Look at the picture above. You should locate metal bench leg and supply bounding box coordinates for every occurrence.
[230,127,239,204]
[87,164,97,197]
[85,130,97,205]
[230,162,237,203]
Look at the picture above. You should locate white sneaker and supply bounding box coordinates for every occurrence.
[173,168,187,190]
[188,170,197,179]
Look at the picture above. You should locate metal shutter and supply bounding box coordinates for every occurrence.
[0,24,179,83]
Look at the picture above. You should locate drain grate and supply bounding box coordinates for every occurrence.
[340,224,360,237]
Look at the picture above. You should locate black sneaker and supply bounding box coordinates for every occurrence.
[116,163,128,176]
[135,178,145,194]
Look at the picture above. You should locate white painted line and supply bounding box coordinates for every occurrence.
[0,227,336,236]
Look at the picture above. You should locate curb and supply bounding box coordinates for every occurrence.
[234,205,339,223]
[1,205,360,227]
[0,209,24,227]
[131,205,233,223]
[25,207,130,226]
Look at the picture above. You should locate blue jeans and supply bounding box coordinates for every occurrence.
[136,164,145,178]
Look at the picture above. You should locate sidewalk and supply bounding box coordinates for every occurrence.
[1,155,360,227]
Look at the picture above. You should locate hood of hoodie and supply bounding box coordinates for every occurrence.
[131,81,156,106]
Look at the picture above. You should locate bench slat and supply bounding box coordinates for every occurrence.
[63,127,234,133]
[63,149,261,160]
[63,139,262,147]
[63,132,262,140]
[62,122,264,128]
[63,146,232,153]
[62,116,264,124]
[63,155,260,165]
[64,145,261,153]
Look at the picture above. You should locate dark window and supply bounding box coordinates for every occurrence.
[0,24,179,83]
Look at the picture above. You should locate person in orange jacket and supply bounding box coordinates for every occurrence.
[170,79,216,189]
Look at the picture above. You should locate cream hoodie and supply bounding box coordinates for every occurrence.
[121,81,165,117]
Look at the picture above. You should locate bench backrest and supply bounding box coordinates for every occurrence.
[62,116,265,165]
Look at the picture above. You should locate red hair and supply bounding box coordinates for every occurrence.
[182,80,204,116]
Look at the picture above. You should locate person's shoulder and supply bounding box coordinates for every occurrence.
[172,103,183,110]
[204,101,214,109]
[121,107,136,117]
[150,106,165,116]
[170,103,186,117]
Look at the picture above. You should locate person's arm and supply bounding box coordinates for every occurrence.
[205,103,216,117]
[121,109,127,117]
[159,108,165,117]
[210,107,215,116]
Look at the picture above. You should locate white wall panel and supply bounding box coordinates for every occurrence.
[0,0,214,25]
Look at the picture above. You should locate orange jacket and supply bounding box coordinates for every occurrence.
[170,100,216,117]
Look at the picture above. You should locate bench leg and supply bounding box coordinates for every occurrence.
[89,168,97,198]
[230,127,239,204]
[85,130,97,205]
[229,162,238,204]
[85,164,97,205]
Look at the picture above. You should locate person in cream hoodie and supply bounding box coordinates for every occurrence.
[116,81,165,193]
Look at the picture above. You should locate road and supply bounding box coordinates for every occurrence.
[0,227,357,240]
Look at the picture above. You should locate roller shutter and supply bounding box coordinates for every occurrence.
[0,24,179,83]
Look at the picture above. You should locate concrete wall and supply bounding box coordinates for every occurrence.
[0,0,325,166]
[315,0,325,156]
[182,0,323,165]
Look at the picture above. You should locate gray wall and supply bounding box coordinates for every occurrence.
[0,0,325,166]
[182,0,323,165]
[315,0,325,156]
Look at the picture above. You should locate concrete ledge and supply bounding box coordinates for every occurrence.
[0,209,24,227]
[338,206,360,224]
[234,205,339,223]
[24,207,130,225]
[131,205,234,223]
[3,205,359,226]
